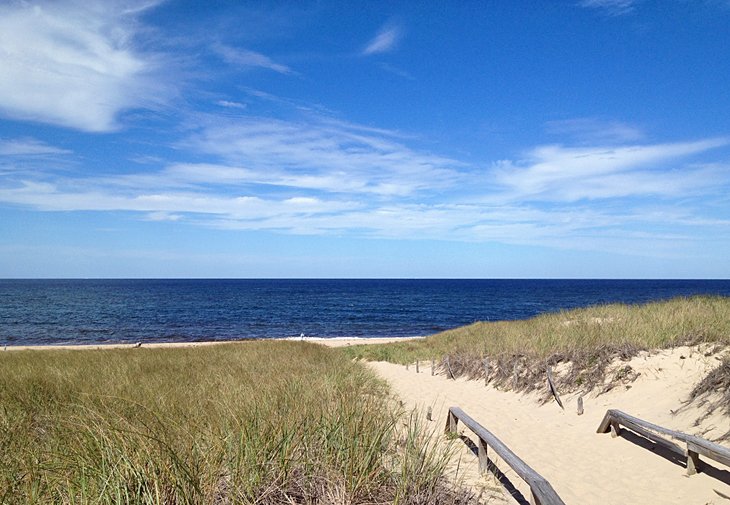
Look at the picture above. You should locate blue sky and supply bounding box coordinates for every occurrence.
[1,0,729,278]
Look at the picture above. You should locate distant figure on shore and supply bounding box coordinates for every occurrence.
[300,333,305,341]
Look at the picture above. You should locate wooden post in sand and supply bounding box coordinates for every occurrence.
[512,363,519,390]
[406,362,409,371]
[416,360,419,373]
[577,396,584,416]
[427,406,432,421]
[431,358,435,376]
[483,358,489,387]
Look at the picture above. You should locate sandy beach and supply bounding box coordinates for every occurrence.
[369,345,730,504]
[1,336,421,352]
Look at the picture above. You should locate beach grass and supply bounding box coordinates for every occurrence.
[0,341,473,504]
[342,295,730,392]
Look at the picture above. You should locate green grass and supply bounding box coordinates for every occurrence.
[0,341,473,504]
[342,296,730,391]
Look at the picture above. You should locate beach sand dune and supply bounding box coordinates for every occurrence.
[369,345,730,504]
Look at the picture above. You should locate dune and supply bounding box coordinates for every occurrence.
[369,345,730,504]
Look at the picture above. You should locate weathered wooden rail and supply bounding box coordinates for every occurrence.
[445,406,566,505]
[597,409,730,475]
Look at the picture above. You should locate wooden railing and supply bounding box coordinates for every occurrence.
[597,409,730,475]
[445,406,566,505]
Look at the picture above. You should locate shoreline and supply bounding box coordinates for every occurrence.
[1,336,423,352]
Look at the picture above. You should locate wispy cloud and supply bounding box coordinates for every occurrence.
[545,118,644,144]
[362,24,402,55]
[378,63,415,80]
[493,138,730,202]
[0,138,70,156]
[579,0,637,16]
[181,115,463,196]
[0,0,167,132]
[214,45,294,75]
[216,100,248,110]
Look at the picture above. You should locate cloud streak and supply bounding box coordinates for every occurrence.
[0,138,71,156]
[545,118,644,144]
[181,116,464,197]
[493,138,730,202]
[579,0,637,16]
[213,45,294,75]
[362,24,401,55]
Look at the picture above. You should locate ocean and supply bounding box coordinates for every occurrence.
[1,279,730,346]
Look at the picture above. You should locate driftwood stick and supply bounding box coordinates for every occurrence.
[446,356,455,380]
[546,366,564,410]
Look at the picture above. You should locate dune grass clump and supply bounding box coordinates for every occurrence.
[343,296,730,392]
[0,341,474,504]
[690,356,730,437]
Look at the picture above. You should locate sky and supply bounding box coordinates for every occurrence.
[1,0,729,278]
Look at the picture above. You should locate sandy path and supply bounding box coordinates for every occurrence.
[369,346,730,505]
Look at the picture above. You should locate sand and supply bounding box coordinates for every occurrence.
[2,336,419,351]
[292,336,424,347]
[369,345,730,504]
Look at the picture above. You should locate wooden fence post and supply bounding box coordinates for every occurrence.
[687,450,701,475]
[477,437,489,473]
[445,409,458,433]
[483,358,489,387]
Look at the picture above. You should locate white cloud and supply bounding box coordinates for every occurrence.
[0,0,167,132]
[362,24,401,55]
[0,138,70,156]
[0,180,360,220]
[216,100,248,110]
[493,138,730,202]
[214,45,293,75]
[182,116,463,196]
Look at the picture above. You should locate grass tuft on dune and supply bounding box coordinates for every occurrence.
[342,296,730,394]
[0,341,475,504]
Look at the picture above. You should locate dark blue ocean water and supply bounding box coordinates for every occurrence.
[1,279,730,346]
